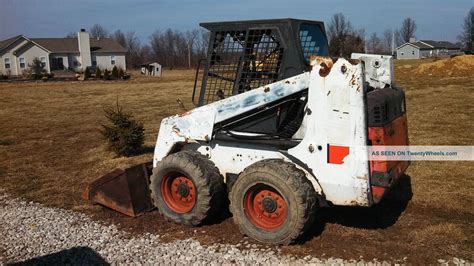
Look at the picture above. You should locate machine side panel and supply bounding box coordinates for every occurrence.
[153,73,310,167]
[288,57,371,206]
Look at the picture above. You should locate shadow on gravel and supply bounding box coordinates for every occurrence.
[298,174,413,244]
[12,247,109,265]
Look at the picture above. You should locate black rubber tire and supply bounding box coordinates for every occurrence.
[150,150,225,226]
[229,159,318,244]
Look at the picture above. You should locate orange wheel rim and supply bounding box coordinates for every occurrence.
[160,172,196,213]
[243,184,287,231]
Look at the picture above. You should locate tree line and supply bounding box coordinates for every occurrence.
[67,25,209,69]
[68,8,472,69]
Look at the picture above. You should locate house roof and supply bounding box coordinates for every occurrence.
[0,36,126,53]
[0,35,24,51]
[419,40,460,49]
[90,38,127,53]
[396,40,461,51]
[411,41,433,49]
[30,38,78,53]
[395,42,425,50]
[31,38,126,53]
[140,62,161,66]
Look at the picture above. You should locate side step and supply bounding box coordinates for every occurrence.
[82,162,155,217]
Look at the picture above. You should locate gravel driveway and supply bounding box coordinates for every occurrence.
[0,191,338,264]
[0,191,467,265]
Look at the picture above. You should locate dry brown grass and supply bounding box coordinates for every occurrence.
[0,70,197,208]
[0,63,472,261]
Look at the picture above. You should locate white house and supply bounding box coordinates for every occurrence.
[396,38,461,59]
[0,29,126,76]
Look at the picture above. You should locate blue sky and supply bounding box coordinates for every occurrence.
[0,0,472,43]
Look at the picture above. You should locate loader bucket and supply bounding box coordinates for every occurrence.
[82,162,155,217]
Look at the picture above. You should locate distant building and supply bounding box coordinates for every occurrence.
[141,62,162,77]
[0,29,126,76]
[395,38,461,59]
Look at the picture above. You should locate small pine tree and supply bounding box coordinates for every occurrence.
[118,68,124,79]
[84,67,91,79]
[112,66,119,78]
[100,102,144,156]
[95,68,102,79]
[103,69,110,80]
[27,58,47,80]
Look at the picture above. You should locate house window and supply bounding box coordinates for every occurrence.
[73,61,79,67]
[412,51,415,55]
[40,57,46,67]
[4,58,10,69]
[401,52,404,55]
[19,58,26,68]
[92,60,97,67]
[110,55,116,65]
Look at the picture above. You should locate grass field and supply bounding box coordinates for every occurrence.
[0,59,472,263]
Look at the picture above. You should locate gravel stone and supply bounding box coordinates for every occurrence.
[0,191,469,264]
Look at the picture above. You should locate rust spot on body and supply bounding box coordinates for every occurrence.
[172,125,186,138]
[319,62,331,77]
[311,56,337,66]
[350,200,359,206]
[311,56,335,77]
[179,110,193,117]
[348,59,359,65]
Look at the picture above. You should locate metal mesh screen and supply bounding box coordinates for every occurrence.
[202,29,284,105]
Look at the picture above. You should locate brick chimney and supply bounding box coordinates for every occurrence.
[77,29,92,70]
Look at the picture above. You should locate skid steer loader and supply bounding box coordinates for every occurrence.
[83,19,409,244]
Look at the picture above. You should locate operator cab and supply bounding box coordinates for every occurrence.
[195,18,329,106]
[194,19,329,143]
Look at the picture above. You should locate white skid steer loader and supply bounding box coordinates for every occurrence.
[84,19,409,244]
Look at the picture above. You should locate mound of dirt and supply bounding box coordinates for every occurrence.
[416,55,474,77]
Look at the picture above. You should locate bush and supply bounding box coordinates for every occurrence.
[118,68,124,79]
[95,68,102,79]
[27,58,47,80]
[112,66,119,78]
[84,67,91,79]
[103,69,110,80]
[100,103,144,156]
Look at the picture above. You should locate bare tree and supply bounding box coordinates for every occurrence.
[458,7,473,51]
[367,32,383,54]
[394,29,404,47]
[382,29,393,54]
[185,30,199,69]
[327,13,364,57]
[150,29,190,68]
[90,24,109,39]
[194,29,210,59]
[327,13,352,41]
[125,31,142,68]
[139,45,153,64]
[65,32,77,38]
[112,30,127,48]
[399,18,417,42]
